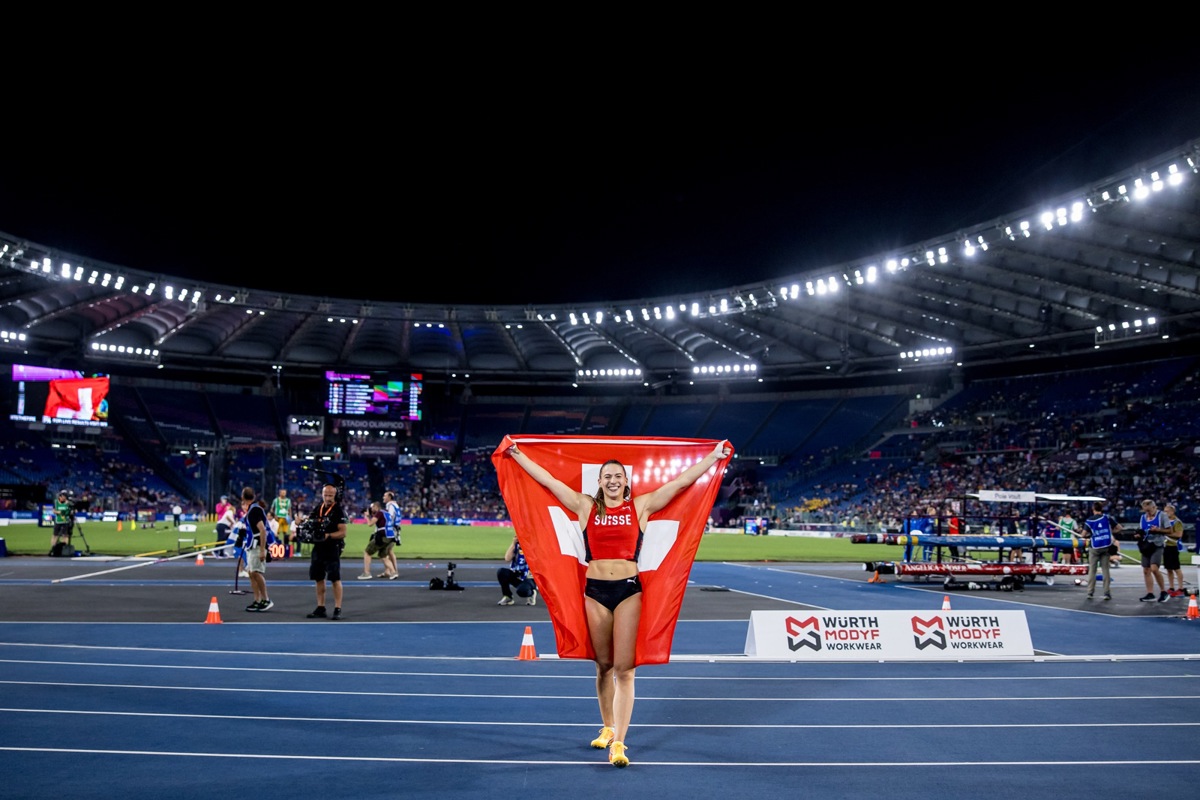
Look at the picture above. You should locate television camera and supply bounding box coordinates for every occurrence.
[293,467,347,548]
[294,513,338,544]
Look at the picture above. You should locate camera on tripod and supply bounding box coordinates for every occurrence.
[56,489,88,513]
[50,489,91,557]
[429,562,464,591]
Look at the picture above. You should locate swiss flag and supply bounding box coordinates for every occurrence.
[492,435,732,665]
[44,377,109,421]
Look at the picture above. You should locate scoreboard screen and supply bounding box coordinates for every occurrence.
[7,363,110,429]
[325,371,422,420]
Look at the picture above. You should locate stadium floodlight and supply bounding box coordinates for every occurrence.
[87,340,161,365]
[691,363,758,379]
[1094,317,1159,347]
[898,345,954,363]
[576,367,643,383]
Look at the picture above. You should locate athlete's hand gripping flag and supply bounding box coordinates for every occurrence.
[492,435,733,665]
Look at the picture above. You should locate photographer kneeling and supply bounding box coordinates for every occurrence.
[496,534,536,606]
[295,483,348,620]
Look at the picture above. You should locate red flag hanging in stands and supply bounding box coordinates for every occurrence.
[492,434,733,666]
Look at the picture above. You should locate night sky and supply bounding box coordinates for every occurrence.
[2,56,1198,307]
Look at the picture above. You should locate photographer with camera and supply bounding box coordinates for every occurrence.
[1136,498,1170,603]
[49,490,74,557]
[301,482,348,620]
[357,501,398,580]
[1081,501,1121,601]
[496,534,536,606]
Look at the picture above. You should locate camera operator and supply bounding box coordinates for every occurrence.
[50,490,74,557]
[305,483,348,620]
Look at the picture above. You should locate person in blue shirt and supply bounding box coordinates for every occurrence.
[383,490,402,577]
[357,501,398,580]
[1136,498,1170,603]
[902,506,935,562]
[496,535,536,606]
[1082,502,1122,601]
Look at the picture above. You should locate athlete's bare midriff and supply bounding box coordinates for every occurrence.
[586,557,638,580]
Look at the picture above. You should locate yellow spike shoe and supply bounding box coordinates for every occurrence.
[590,726,615,749]
[609,741,629,768]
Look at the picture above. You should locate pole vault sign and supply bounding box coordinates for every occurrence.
[971,490,1036,503]
[743,609,1034,661]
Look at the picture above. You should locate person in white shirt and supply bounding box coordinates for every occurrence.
[215,497,236,558]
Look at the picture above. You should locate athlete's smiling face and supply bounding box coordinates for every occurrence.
[597,461,628,503]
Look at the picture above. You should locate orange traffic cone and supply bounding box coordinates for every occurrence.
[867,570,881,583]
[516,625,538,660]
[1187,594,1199,621]
[942,595,952,611]
[204,596,222,624]
[117,519,123,531]
[195,551,205,566]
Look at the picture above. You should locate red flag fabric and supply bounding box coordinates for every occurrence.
[492,434,733,666]
[43,377,110,421]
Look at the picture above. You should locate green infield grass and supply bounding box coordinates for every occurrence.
[0,520,906,563]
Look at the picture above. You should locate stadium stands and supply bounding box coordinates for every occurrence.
[3,354,1199,537]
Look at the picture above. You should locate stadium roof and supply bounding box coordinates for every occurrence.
[2,137,1199,393]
